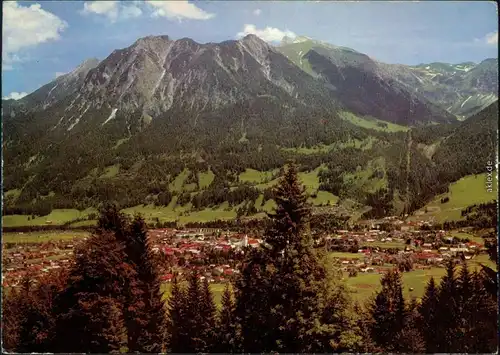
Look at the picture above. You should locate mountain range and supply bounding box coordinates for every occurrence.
[2,34,498,222]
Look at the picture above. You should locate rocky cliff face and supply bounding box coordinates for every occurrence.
[42,34,337,132]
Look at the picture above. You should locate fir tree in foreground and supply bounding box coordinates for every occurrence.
[369,269,410,352]
[52,231,132,352]
[122,216,167,352]
[166,274,189,353]
[235,163,356,353]
[419,277,439,352]
[216,284,240,353]
[166,272,217,353]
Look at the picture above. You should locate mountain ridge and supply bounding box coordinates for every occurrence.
[2,33,497,221]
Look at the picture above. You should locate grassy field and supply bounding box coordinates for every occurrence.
[342,157,388,195]
[160,253,496,307]
[198,170,215,189]
[239,169,278,184]
[3,230,90,244]
[362,241,406,249]
[449,231,486,245]
[343,254,496,301]
[411,173,497,222]
[339,111,409,133]
[2,208,97,227]
[328,252,364,259]
[169,169,190,193]
[122,201,238,224]
[309,191,338,206]
[99,164,120,179]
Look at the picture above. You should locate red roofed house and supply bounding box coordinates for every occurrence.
[161,274,174,282]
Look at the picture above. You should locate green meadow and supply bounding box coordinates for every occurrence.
[411,173,497,222]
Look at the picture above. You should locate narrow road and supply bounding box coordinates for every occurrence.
[404,129,412,219]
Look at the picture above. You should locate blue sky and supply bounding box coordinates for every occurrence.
[2,0,498,99]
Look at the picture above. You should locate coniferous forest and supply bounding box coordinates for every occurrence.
[2,165,498,353]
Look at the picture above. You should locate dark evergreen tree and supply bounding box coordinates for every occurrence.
[97,203,128,237]
[166,274,189,353]
[2,275,34,352]
[468,270,498,353]
[419,277,439,352]
[15,270,68,353]
[234,248,278,352]
[235,163,351,353]
[183,271,210,353]
[52,231,132,353]
[434,260,460,353]
[393,297,425,353]
[199,278,217,352]
[265,163,311,251]
[216,284,239,353]
[123,215,167,352]
[369,269,407,352]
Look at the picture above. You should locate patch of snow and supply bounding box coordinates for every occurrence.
[67,117,80,131]
[425,66,430,69]
[46,84,59,98]
[293,36,311,44]
[411,73,424,84]
[298,50,303,56]
[51,116,66,130]
[68,105,91,131]
[460,95,472,108]
[152,69,166,96]
[102,108,118,125]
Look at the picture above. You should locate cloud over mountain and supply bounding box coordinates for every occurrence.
[2,1,68,70]
[237,24,296,43]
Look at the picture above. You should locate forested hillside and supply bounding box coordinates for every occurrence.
[2,35,497,223]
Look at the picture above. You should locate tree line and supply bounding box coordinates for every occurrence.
[2,165,498,353]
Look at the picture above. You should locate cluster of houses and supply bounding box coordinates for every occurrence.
[148,228,263,283]
[2,221,489,288]
[2,239,80,288]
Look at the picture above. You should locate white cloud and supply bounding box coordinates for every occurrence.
[146,1,215,21]
[2,2,68,69]
[55,71,67,78]
[3,91,28,100]
[121,4,143,19]
[253,9,262,16]
[82,1,119,22]
[81,1,142,22]
[485,31,498,45]
[236,24,296,43]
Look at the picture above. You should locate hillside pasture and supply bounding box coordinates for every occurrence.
[411,173,497,222]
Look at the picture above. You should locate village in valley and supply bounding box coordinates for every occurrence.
[3,214,492,300]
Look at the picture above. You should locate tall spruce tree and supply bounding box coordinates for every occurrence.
[52,231,132,352]
[435,260,460,353]
[234,247,279,352]
[265,163,311,251]
[468,270,498,352]
[200,278,217,352]
[15,269,68,353]
[123,216,166,352]
[369,269,407,352]
[166,274,189,353]
[419,277,439,352]
[235,163,349,353]
[216,284,239,353]
[393,296,425,353]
